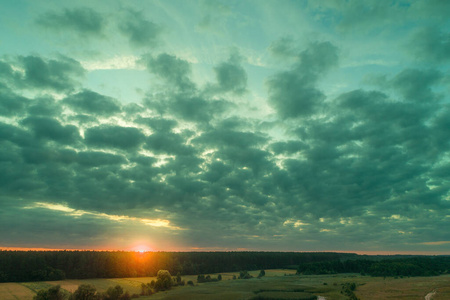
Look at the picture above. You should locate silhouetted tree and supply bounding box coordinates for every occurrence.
[34,285,66,300]
[239,270,252,279]
[101,285,123,300]
[71,284,98,300]
[140,283,153,296]
[154,270,172,291]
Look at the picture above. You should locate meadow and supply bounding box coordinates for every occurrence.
[0,269,449,300]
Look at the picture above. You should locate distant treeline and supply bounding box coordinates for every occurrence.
[0,251,352,282]
[1,251,448,283]
[296,256,450,277]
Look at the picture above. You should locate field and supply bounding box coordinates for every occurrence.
[0,270,449,300]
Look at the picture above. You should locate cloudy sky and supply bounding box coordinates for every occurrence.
[0,0,449,254]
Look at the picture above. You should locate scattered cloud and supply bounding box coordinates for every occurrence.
[407,27,450,63]
[36,7,105,36]
[118,9,163,48]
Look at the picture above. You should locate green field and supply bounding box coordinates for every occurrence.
[1,270,449,300]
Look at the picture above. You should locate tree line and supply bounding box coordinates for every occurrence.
[0,251,349,282]
[34,269,187,300]
[1,251,447,282]
[296,256,450,277]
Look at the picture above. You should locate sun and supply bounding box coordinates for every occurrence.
[131,244,153,253]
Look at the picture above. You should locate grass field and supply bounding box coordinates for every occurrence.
[0,270,449,300]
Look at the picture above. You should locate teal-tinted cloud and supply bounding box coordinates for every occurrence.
[0,85,29,117]
[212,51,247,94]
[18,55,85,91]
[21,116,80,145]
[36,7,105,36]
[267,42,338,119]
[145,53,194,90]
[1,0,449,253]
[77,151,127,167]
[408,27,450,63]
[63,90,122,116]
[119,9,163,48]
[84,125,146,150]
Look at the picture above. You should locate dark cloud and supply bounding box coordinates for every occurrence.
[135,117,178,132]
[21,116,80,145]
[17,55,85,91]
[390,69,442,102]
[0,122,34,147]
[0,61,13,77]
[267,71,325,118]
[63,90,122,116]
[0,61,22,86]
[201,161,232,183]
[21,146,60,165]
[407,27,450,63]
[194,124,272,176]
[27,96,63,117]
[145,132,195,156]
[299,41,339,77]
[270,140,308,155]
[0,84,29,117]
[267,42,338,119]
[332,1,396,31]
[145,53,194,90]
[36,7,105,36]
[195,128,267,149]
[84,125,146,150]
[145,91,232,124]
[269,37,297,58]
[212,51,247,94]
[142,53,238,123]
[77,151,127,167]
[277,77,446,218]
[119,9,163,47]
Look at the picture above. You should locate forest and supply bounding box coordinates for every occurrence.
[296,256,450,277]
[0,250,448,283]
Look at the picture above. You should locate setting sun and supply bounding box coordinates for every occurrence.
[131,245,153,253]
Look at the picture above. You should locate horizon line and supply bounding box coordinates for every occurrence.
[1,247,448,256]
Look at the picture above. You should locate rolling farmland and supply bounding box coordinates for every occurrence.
[1,270,449,300]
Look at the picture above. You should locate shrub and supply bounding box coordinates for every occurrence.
[34,285,66,300]
[239,271,253,279]
[71,284,98,300]
[154,270,172,291]
[102,285,123,300]
[140,283,153,296]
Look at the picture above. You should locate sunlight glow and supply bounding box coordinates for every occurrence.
[24,202,182,230]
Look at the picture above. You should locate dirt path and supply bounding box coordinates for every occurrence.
[425,289,436,300]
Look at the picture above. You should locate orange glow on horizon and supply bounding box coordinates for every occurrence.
[129,244,154,253]
[0,246,448,255]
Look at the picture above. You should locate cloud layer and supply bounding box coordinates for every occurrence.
[0,0,449,253]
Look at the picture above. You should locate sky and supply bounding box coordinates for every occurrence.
[0,0,449,254]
